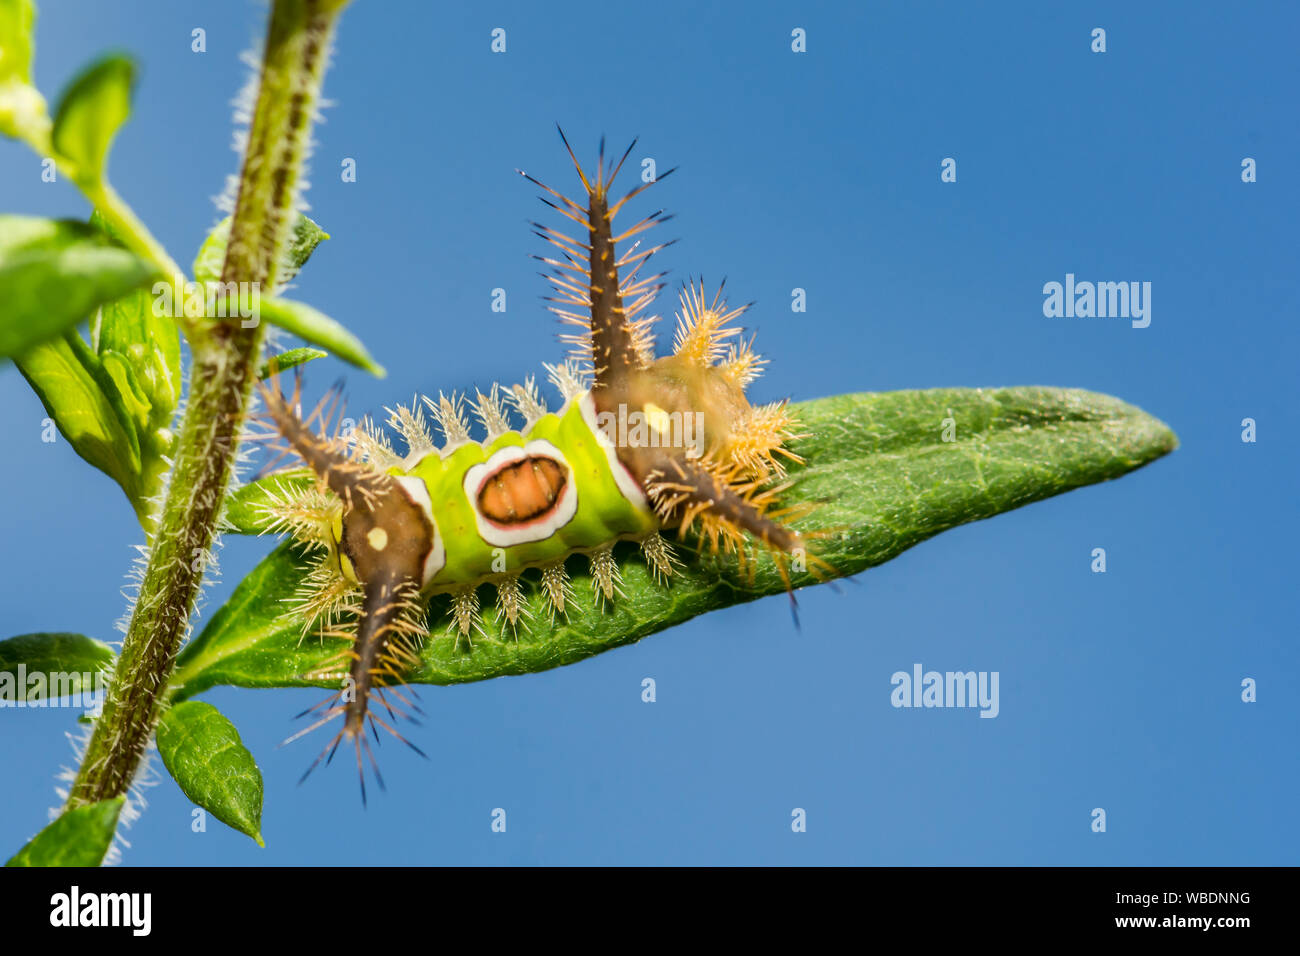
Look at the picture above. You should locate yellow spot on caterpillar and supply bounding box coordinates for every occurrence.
[338,550,357,583]
[330,512,359,583]
[367,527,389,551]
[643,402,671,436]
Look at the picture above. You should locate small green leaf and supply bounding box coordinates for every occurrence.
[0,0,35,85]
[0,244,157,356]
[0,215,159,358]
[222,469,314,534]
[97,291,181,423]
[257,296,385,377]
[8,211,172,520]
[192,219,231,285]
[258,347,327,381]
[280,215,329,286]
[0,0,46,141]
[155,702,264,846]
[87,212,182,436]
[172,386,1177,696]
[16,331,146,512]
[99,349,151,426]
[0,632,115,701]
[6,798,123,867]
[51,53,134,183]
[0,215,84,256]
[193,212,329,287]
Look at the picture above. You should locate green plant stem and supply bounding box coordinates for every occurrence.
[82,179,184,287]
[66,0,348,811]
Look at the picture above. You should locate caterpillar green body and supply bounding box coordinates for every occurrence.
[327,385,664,613]
[259,130,811,796]
[402,392,656,575]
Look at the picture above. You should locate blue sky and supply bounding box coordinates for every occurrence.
[1,0,1296,864]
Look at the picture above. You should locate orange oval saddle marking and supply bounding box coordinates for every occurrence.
[477,455,567,525]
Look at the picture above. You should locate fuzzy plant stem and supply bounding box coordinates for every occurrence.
[67,0,349,809]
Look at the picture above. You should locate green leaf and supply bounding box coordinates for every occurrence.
[222,469,314,534]
[257,296,385,377]
[0,215,160,359]
[171,386,1177,696]
[0,0,35,85]
[51,53,134,183]
[7,212,172,520]
[0,0,46,141]
[6,798,123,867]
[169,540,310,698]
[192,219,231,285]
[90,291,180,508]
[280,215,330,286]
[97,291,181,422]
[16,330,148,515]
[258,347,327,381]
[98,350,151,429]
[0,632,115,702]
[193,212,329,286]
[155,701,264,846]
[0,214,83,256]
[88,211,181,433]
